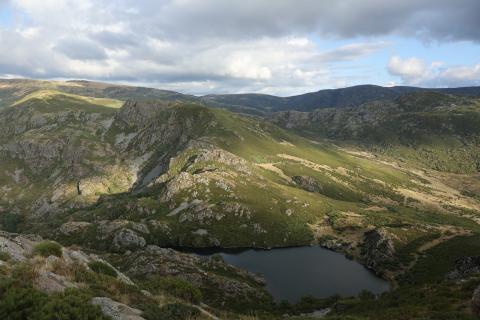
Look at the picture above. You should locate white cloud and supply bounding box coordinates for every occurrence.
[387,55,480,87]
[440,64,480,83]
[0,0,479,94]
[387,56,429,84]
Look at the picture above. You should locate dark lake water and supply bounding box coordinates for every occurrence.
[195,246,390,302]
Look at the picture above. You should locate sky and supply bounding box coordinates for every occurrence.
[0,0,479,96]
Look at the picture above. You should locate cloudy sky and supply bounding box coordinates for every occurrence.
[0,0,479,96]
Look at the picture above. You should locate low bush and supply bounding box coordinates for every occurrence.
[88,261,117,277]
[142,303,200,320]
[0,252,10,261]
[1,213,23,233]
[32,241,62,258]
[0,277,108,320]
[35,288,109,320]
[146,276,202,303]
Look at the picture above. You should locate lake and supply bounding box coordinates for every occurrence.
[195,246,390,303]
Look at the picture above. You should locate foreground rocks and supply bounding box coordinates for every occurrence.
[92,297,145,320]
[110,245,271,307]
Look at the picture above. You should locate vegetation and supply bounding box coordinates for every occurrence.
[142,303,200,320]
[33,241,63,258]
[87,261,117,278]
[0,252,10,261]
[0,278,109,320]
[145,276,202,303]
[327,279,478,320]
[1,213,23,233]
[1,79,480,319]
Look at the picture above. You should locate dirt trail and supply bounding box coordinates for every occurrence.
[341,147,480,213]
[406,227,471,271]
[194,304,220,320]
[256,163,292,182]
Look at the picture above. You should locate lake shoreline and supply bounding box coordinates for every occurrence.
[172,245,391,303]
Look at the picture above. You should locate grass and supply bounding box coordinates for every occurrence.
[408,234,480,284]
[0,252,10,261]
[32,241,63,258]
[145,276,202,303]
[327,277,479,320]
[12,89,123,109]
[87,261,117,277]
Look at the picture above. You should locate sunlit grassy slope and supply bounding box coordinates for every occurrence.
[42,102,480,281]
[12,89,123,110]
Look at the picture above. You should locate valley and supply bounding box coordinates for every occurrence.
[0,79,480,319]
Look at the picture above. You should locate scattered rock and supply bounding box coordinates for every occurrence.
[112,228,146,252]
[292,175,322,192]
[447,256,480,280]
[92,297,145,320]
[0,232,37,261]
[59,221,92,235]
[36,271,77,293]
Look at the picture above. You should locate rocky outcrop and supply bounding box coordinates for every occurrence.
[362,228,396,272]
[447,256,480,280]
[114,245,270,306]
[162,172,195,201]
[293,175,322,192]
[472,285,480,318]
[0,231,39,261]
[0,231,135,290]
[59,221,92,235]
[115,100,171,128]
[36,270,78,293]
[112,228,146,252]
[92,297,145,320]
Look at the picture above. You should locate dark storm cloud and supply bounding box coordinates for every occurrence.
[131,0,480,42]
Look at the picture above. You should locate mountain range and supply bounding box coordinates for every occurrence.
[0,78,480,319]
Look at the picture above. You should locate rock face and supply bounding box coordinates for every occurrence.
[59,221,92,235]
[0,231,38,261]
[112,228,146,252]
[362,228,396,272]
[92,297,145,320]
[473,285,480,318]
[114,245,270,307]
[447,256,480,280]
[0,230,135,289]
[36,270,78,293]
[292,175,322,193]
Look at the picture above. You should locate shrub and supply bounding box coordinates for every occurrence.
[142,303,200,320]
[11,263,38,284]
[35,288,109,320]
[0,286,47,320]
[0,252,10,261]
[88,261,117,277]
[0,279,109,320]
[1,213,22,233]
[33,241,62,258]
[146,276,202,303]
[358,290,375,301]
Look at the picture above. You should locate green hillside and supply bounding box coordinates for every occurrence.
[1,80,480,319]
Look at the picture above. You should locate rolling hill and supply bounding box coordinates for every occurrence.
[1,79,480,319]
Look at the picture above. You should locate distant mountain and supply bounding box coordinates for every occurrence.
[273,91,480,173]
[202,84,480,113]
[0,79,197,109]
[3,79,480,115]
